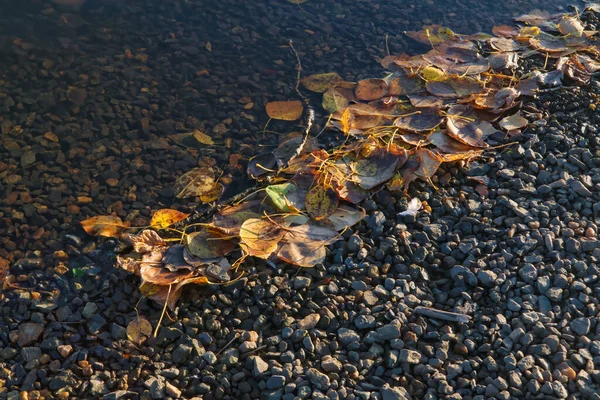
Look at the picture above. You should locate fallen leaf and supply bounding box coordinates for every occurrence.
[139,281,182,311]
[352,144,408,189]
[301,72,343,93]
[414,148,442,182]
[125,230,167,254]
[355,78,388,101]
[266,100,304,121]
[126,316,152,345]
[406,25,455,45]
[81,215,129,238]
[499,112,528,130]
[140,264,192,286]
[398,197,422,216]
[150,209,190,229]
[173,167,219,199]
[277,223,340,267]
[213,200,264,235]
[326,205,365,231]
[322,89,350,113]
[239,218,285,259]
[186,227,236,261]
[305,184,339,221]
[394,108,444,133]
[266,182,304,213]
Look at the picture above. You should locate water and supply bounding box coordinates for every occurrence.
[0,0,580,273]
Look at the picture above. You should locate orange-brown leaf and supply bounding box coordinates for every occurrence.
[81,215,129,238]
[266,100,304,121]
[150,209,190,229]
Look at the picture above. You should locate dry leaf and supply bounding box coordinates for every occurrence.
[193,130,214,145]
[173,167,219,200]
[126,316,152,344]
[305,184,339,221]
[186,227,236,260]
[239,218,285,259]
[499,112,528,130]
[81,215,128,238]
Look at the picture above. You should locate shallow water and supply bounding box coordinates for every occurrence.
[0,0,582,275]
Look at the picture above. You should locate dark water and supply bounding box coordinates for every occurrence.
[0,0,580,267]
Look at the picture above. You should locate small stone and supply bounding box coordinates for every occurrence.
[57,345,73,358]
[220,348,239,367]
[477,270,497,287]
[18,323,45,347]
[87,314,107,334]
[252,356,269,377]
[292,277,311,290]
[380,383,411,400]
[306,368,330,390]
[297,314,320,330]
[374,321,402,341]
[88,379,107,396]
[266,375,286,389]
[21,347,42,363]
[165,382,181,398]
[347,235,363,252]
[399,349,421,364]
[572,317,591,336]
[570,180,593,197]
[172,344,192,364]
[338,328,360,346]
[321,356,342,373]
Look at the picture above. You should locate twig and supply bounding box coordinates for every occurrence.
[414,306,470,323]
[153,284,171,338]
[216,332,240,356]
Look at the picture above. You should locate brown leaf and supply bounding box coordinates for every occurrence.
[326,205,365,231]
[277,223,340,267]
[414,148,442,182]
[140,264,193,286]
[150,209,190,229]
[213,200,264,235]
[125,230,167,254]
[266,100,304,121]
[339,104,383,135]
[139,282,183,311]
[446,117,489,148]
[352,144,408,189]
[126,316,152,345]
[394,108,444,133]
[355,78,388,101]
[81,215,129,238]
[386,73,424,96]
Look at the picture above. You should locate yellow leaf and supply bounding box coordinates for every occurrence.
[265,100,304,121]
[150,209,190,229]
[421,66,446,82]
[80,215,129,238]
[193,130,214,145]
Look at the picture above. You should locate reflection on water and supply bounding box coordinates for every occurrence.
[0,0,579,264]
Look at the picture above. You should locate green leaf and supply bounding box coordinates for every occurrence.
[266,183,298,212]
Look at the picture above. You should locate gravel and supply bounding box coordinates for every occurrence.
[2,0,600,399]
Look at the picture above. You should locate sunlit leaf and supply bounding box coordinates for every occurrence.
[266,100,304,121]
[139,281,183,311]
[199,182,224,203]
[490,38,520,52]
[414,148,442,182]
[150,209,190,229]
[81,215,129,238]
[327,205,365,231]
[406,25,455,45]
[301,72,343,93]
[305,184,339,221]
[339,104,383,135]
[446,117,489,148]
[239,218,285,259]
[499,112,528,130]
[266,182,304,212]
[127,316,152,345]
[421,66,446,82]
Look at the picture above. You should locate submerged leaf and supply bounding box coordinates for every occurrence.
[150,209,190,229]
[322,89,350,113]
[406,25,455,45]
[174,167,219,200]
[301,72,343,93]
[81,215,128,238]
[266,100,304,121]
[355,78,388,101]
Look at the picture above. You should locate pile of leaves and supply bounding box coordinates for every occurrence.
[81,6,600,311]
